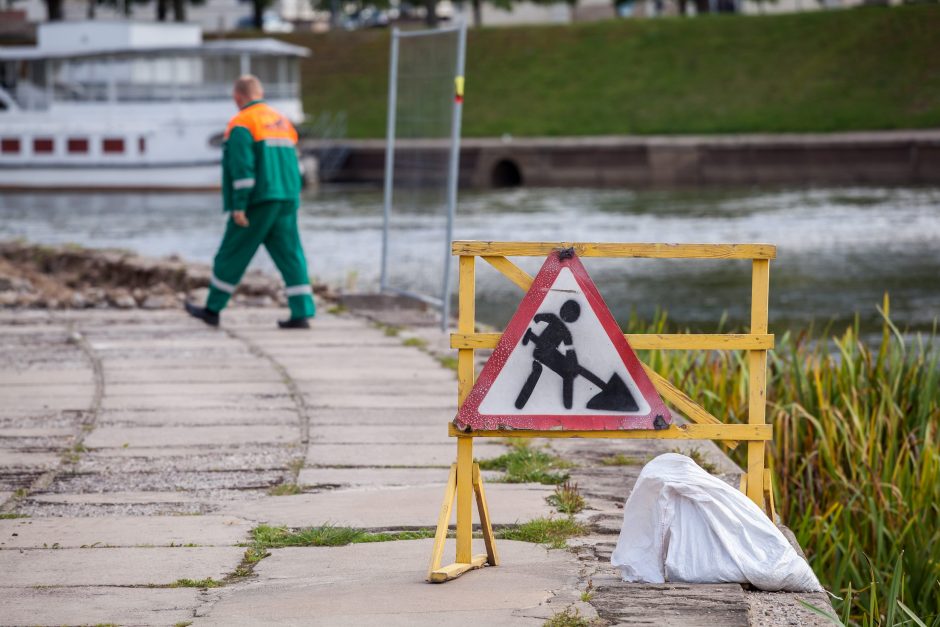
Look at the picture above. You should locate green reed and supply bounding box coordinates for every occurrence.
[625,301,940,625]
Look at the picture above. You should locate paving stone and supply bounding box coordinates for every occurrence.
[0,384,91,397]
[298,467,501,487]
[98,408,298,427]
[291,368,455,383]
[306,442,506,467]
[590,580,750,626]
[101,396,294,410]
[308,407,450,426]
[198,540,577,626]
[106,382,286,397]
[30,491,204,505]
[0,546,244,586]
[0,587,199,627]
[0,370,93,385]
[299,380,458,397]
[0,451,61,469]
[309,425,452,444]
[0,515,252,549]
[106,367,281,384]
[0,397,92,411]
[223,483,555,528]
[85,425,298,448]
[0,427,75,438]
[307,394,456,409]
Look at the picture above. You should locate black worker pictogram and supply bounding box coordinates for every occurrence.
[514,299,640,413]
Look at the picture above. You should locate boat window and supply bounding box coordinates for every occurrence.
[139,137,146,154]
[103,138,125,154]
[68,138,89,154]
[33,138,54,154]
[1,138,20,154]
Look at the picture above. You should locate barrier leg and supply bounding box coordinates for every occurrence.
[427,436,493,583]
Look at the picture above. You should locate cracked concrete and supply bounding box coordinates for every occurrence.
[0,301,829,626]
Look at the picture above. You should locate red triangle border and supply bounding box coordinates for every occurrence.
[454,251,672,432]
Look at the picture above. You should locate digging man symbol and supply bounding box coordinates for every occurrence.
[514,299,640,413]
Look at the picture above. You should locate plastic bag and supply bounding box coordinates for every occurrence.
[610,453,822,592]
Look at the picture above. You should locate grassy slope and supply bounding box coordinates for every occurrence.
[283,5,940,138]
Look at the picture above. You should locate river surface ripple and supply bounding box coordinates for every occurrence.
[1,185,938,333]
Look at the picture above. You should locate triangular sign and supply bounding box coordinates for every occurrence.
[455,250,672,432]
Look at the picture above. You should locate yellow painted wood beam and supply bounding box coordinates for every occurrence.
[453,241,776,260]
[449,423,771,441]
[451,332,774,351]
[481,256,534,291]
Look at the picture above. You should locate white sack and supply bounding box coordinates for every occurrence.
[610,453,822,592]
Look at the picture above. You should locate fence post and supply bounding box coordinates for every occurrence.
[747,259,770,511]
[379,28,400,292]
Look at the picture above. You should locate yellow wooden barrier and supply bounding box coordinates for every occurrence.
[427,241,776,583]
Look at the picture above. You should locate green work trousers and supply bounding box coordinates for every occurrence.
[207,200,315,320]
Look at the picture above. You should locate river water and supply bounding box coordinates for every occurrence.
[1,185,938,333]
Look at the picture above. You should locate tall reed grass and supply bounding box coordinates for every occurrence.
[628,301,939,624]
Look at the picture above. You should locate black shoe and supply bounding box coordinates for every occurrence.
[185,302,220,327]
[278,317,310,329]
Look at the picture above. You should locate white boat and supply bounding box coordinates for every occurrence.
[0,21,309,191]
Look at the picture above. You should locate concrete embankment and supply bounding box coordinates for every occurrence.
[307,129,940,188]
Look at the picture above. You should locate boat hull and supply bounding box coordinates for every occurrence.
[0,163,221,191]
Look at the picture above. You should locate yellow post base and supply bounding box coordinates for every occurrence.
[426,437,499,583]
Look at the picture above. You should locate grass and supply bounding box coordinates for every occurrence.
[274,5,940,138]
[598,453,644,467]
[626,301,939,623]
[543,608,596,627]
[169,578,221,589]
[672,447,719,475]
[267,483,303,496]
[496,517,586,549]
[0,513,28,519]
[402,337,428,349]
[251,524,436,548]
[546,480,586,515]
[436,355,459,371]
[478,441,571,485]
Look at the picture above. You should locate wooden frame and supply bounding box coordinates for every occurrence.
[427,241,776,583]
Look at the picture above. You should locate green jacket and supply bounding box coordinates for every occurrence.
[222,100,302,212]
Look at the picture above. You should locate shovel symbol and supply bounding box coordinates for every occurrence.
[577,366,639,412]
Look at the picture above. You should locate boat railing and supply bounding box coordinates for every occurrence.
[7,80,297,107]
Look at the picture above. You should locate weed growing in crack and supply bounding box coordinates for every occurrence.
[495,517,586,549]
[547,481,585,514]
[268,483,303,496]
[479,441,571,485]
[543,607,596,627]
[598,453,644,467]
[169,578,221,589]
[672,447,718,475]
[250,524,436,549]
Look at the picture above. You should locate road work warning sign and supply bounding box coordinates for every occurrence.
[455,250,672,432]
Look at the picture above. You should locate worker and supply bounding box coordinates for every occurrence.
[185,74,315,329]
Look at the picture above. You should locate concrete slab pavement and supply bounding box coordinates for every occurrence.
[196,540,582,627]
[0,516,253,549]
[224,483,557,528]
[0,547,244,586]
[0,587,200,627]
